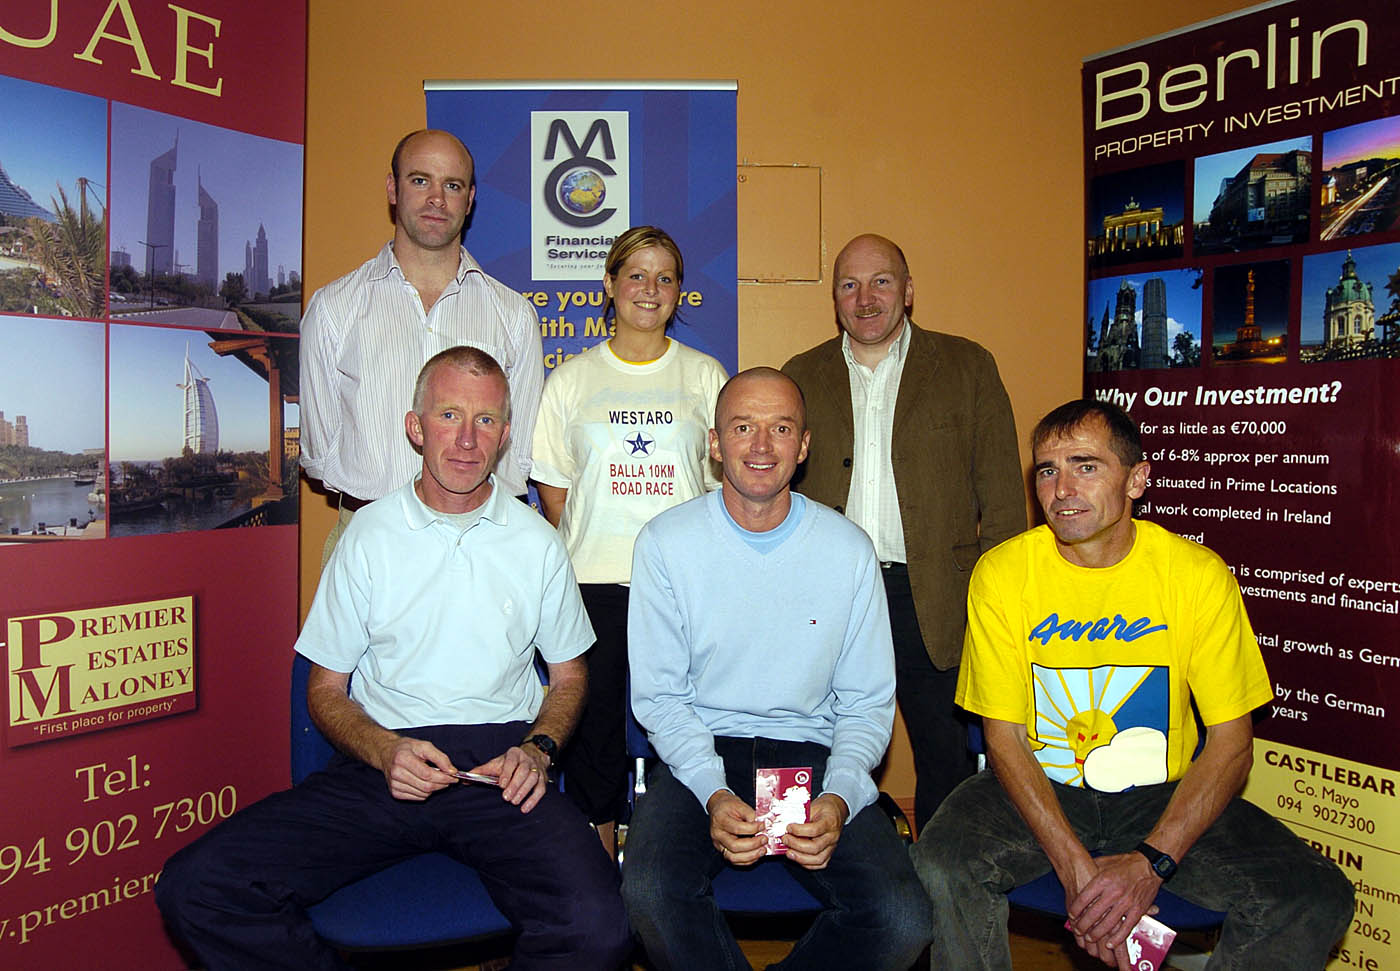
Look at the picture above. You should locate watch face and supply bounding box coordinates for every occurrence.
[1138,843,1175,879]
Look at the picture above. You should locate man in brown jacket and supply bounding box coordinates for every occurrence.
[783,234,1025,830]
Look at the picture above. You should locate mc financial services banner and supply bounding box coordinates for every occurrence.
[425,81,739,377]
[1083,0,1398,965]
[0,2,305,967]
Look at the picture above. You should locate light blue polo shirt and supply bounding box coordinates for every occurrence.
[297,476,595,729]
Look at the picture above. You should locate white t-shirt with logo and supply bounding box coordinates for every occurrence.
[532,338,726,583]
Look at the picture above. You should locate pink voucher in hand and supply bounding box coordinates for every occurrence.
[1064,913,1177,970]
[754,767,812,856]
[1125,914,1177,970]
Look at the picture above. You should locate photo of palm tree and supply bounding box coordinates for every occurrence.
[0,75,107,319]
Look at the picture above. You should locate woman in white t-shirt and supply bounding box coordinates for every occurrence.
[531,227,727,844]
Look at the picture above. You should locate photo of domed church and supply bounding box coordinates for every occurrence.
[1299,243,1400,363]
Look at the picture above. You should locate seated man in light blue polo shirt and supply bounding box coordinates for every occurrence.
[621,368,933,971]
[157,346,630,971]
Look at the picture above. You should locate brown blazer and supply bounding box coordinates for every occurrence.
[783,324,1026,670]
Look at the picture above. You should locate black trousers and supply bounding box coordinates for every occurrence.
[155,721,631,970]
[883,562,977,832]
[561,583,631,823]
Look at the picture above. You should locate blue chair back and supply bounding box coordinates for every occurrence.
[290,652,338,784]
[288,654,514,949]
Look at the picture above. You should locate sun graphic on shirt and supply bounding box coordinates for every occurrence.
[1030,664,1159,787]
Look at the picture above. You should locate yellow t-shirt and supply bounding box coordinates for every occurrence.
[958,520,1272,790]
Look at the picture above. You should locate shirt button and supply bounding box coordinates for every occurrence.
[842,458,852,468]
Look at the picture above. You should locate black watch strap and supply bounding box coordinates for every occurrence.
[522,733,558,765]
[1135,841,1178,881]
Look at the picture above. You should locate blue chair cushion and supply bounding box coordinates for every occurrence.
[1007,869,1227,931]
[289,655,514,950]
[710,858,822,914]
[307,853,513,949]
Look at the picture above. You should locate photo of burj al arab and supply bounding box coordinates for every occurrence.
[107,322,299,537]
[181,346,220,454]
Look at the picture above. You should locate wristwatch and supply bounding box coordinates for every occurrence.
[522,733,559,766]
[1135,842,1178,881]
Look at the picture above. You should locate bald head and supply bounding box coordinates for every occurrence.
[714,367,807,432]
[709,368,811,528]
[832,234,908,286]
[391,129,473,181]
[831,234,914,365]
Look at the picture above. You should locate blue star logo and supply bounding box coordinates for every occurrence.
[625,432,654,455]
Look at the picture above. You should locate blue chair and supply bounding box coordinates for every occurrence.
[621,699,823,913]
[289,654,515,950]
[965,721,1227,931]
[621,690,913,916]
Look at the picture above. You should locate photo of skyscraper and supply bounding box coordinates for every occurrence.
[145,136,178,277]
[108,104,304,331]
[196,174,219,289]
[179,345,220,454]
[1086,268,1202,372]
[108,323,301,536]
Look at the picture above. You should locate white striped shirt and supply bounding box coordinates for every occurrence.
[300,243,544,499]
[842,317,911,563]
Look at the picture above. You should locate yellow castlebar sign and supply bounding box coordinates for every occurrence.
[6,596,195,746]
[1245,740,1400,970]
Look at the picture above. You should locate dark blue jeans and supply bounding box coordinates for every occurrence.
[911,770,1354,969]
[621,736,933,971]
[156,721,631,971]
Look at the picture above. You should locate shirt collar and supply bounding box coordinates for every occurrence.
[400,474,509,531]
[369,241,479,285]
[840,313,912,371]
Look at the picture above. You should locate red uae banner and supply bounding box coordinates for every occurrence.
[0,2,305,967]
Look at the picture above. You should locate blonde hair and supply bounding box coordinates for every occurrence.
[602,226,685,325]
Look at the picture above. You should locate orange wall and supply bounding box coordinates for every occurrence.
[299,0,1245,800]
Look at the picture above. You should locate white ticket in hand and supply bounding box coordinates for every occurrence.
[456,770,501,786]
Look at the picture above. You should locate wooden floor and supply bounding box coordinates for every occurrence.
[345,909,1136,969]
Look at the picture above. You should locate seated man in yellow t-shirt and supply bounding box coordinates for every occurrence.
[911,398,1353,971]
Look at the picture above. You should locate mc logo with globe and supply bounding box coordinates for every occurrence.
[542,117,618,227]
[531,110,630,278]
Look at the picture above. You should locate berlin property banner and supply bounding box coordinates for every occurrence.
[0,2,305,967]
[425,81,739,377]
[1083,1,1398,966]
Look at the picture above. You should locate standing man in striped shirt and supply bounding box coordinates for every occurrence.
[301,129,544,561]
[783,233,1025,832]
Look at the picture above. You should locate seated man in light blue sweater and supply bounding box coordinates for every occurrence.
[621,368,933,971]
